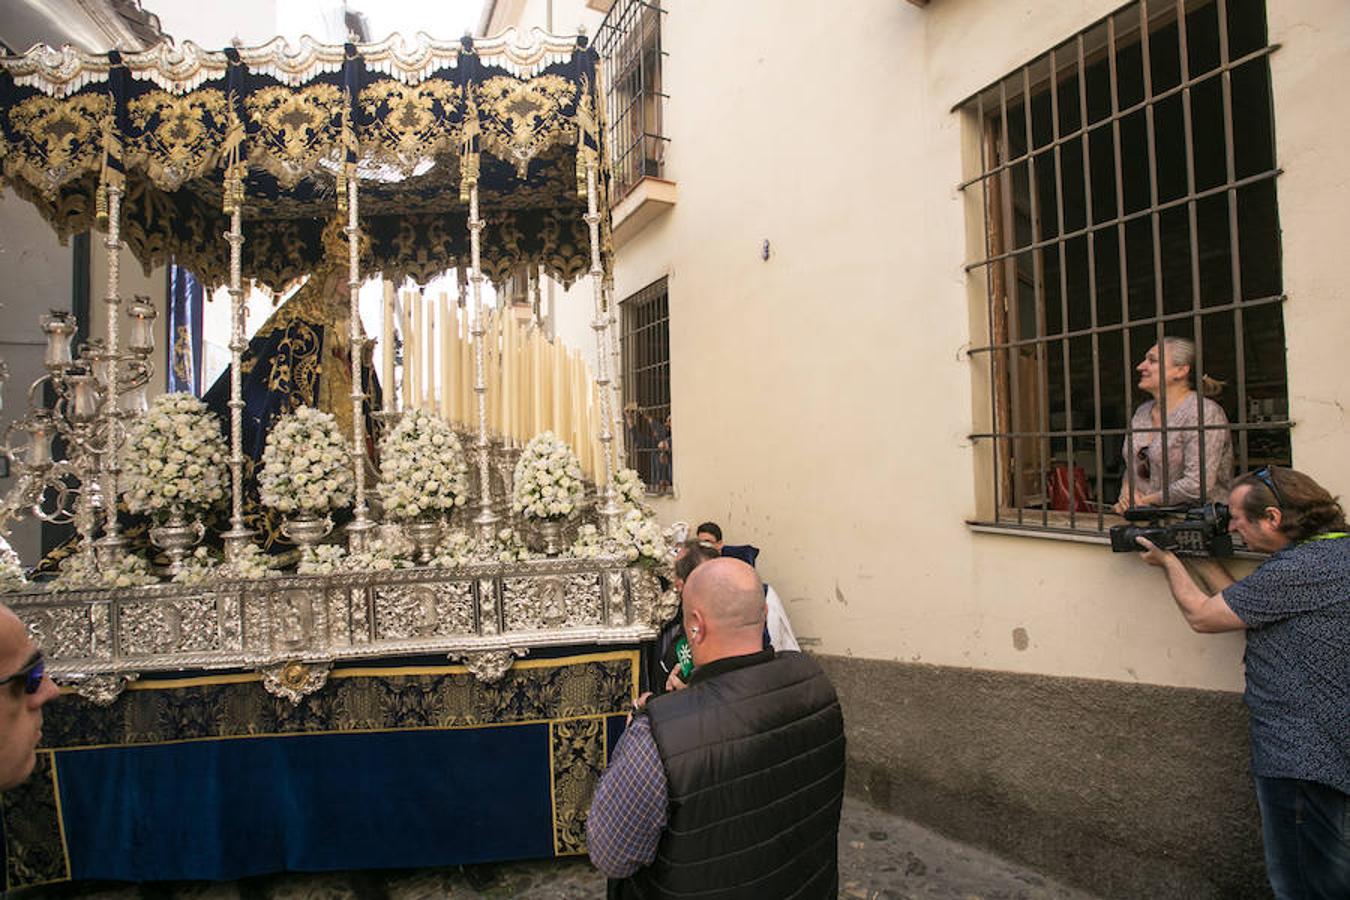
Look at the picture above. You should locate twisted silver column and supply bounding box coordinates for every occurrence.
[345,176,373,551]
[220,205,253,560]
[468,185,498,540]
[584,162,620,532]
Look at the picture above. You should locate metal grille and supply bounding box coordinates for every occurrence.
[597,0,668,200]
[620,278,671,493]
[961,0,1289,536]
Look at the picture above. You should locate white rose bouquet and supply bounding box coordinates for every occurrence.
[0,558,26,593]
[512,431,584,521]
[51,552,157,590]
[121,393,228,521]
[258,406,354,516]
[218,544,277,580]
[378,409,469,522]
[570,512,671,565]
[619,509,671,564]
[613,467,648,512]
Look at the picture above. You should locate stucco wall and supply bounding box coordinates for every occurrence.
[477,0,1348,695]
[608,0,1349,695]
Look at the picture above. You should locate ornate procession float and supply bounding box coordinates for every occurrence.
[0,27,676,887]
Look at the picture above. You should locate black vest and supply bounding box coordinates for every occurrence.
[618,649,845,899]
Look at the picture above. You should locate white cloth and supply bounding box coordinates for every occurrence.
[765,584,799,652]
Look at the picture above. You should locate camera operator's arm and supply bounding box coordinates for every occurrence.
[1135,537,1245,633]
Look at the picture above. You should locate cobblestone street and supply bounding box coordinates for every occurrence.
[22,798,1100,899]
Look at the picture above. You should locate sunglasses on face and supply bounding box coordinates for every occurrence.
[1252,467,1284,508]
[2,650,45,695]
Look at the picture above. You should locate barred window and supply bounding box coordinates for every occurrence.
[962,0,1289,537]
[621,278,671,493]
[597,0,668,199]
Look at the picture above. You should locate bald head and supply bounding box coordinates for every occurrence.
[682,558,766,665]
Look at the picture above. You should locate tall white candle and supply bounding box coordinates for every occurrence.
[381,280,395,412]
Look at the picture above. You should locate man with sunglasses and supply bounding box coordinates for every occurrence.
[1134,466,1349,900]
[0,603,59,790]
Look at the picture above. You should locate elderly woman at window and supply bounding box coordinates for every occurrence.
[1113,337,1233,514]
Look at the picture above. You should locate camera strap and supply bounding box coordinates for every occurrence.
[1304,531,1349,542]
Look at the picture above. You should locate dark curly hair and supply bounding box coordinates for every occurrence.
[1233,467,1347,542]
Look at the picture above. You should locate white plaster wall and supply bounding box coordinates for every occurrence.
[433,0,1350,692]
[0,193,74,565]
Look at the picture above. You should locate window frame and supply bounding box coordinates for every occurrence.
[959,0,1290,539]
[620,277,672,494]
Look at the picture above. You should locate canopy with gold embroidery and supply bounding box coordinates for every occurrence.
[0,31,608,288]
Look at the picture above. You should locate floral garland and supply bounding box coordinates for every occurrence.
[512,431,584,521]
[571,510,671,565]
[296,540,415,576]
[378,409,469,521]
[0,558,25,593]
[121,393,228,521]
[50,552,158,590]
[258,406,355,516]
[219,544,277,580]
[613,467,647,512]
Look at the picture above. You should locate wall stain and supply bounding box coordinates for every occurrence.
[834,582,847,606]
[1012,627,1030,651]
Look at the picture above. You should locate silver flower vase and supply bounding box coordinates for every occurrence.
[283,514,332,562]
[149,511,205,576]
[535,518,565,556]
[404,519,443,564]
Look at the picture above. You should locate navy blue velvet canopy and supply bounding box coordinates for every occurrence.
[0,32,610,288]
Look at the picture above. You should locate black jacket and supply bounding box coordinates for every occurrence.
[616,649,845,899]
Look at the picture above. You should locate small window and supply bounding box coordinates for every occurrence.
[620,277,671,493]
[961,0,1289,536]
[597,0,668,199]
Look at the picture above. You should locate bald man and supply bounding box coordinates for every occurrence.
[0,603,59,790]
[587,558,845,898]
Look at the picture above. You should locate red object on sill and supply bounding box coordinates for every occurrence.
[1048,464,1092,513]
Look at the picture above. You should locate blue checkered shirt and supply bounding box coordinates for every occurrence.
[586,714,668,878]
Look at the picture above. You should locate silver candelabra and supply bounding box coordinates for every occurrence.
[0,303,157,564]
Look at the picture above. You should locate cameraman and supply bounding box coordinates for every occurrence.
[1134,466,1348,900]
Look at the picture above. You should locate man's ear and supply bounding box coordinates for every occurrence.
[685,608,705,643]
[1264,507,1284,530]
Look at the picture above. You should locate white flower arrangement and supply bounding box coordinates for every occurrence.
[121,393,228,521]
[619,509,671,564]
[258,406,355,516]
[512,431,584,521]
[378,409,469,522]
[218,544,277,580]
[51,552,157,591]
[613,467,648,512]
[296,540,413,575]
[0,558,26,593]
[429,529,476,569]
[171,546,220,585]
[344,539,416,573]
[297,543,348,576]
[570,512,671,565]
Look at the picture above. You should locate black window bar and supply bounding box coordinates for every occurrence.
[596,0,669,200]
[621,278,671,493]
[960,0,1289,537]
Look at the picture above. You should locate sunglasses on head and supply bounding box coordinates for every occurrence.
[2,650,45,695]
[1252,466,1284,509]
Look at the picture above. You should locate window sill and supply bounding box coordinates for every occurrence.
[586,0,614,12]
[611,176,676,247]
[966,519,1268,560]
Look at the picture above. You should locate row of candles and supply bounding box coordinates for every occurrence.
[379,284,609,479]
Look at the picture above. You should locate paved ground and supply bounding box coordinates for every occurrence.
[19,798,1100,899]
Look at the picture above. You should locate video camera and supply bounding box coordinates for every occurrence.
[1109,503,1233,557]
